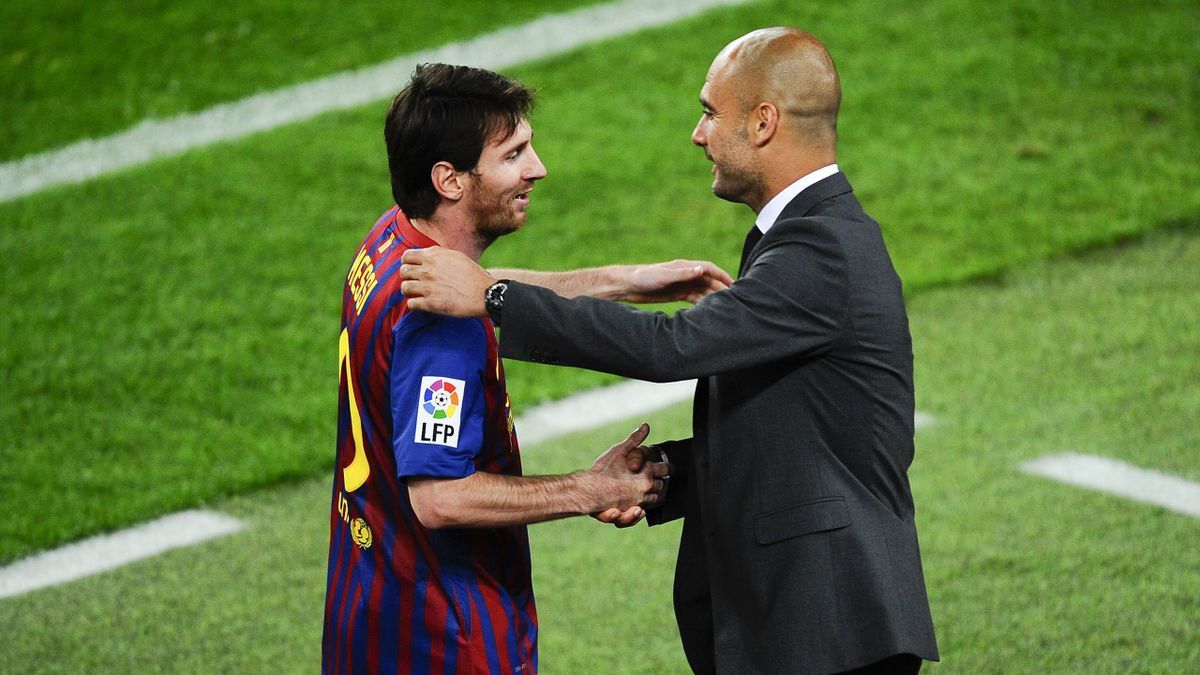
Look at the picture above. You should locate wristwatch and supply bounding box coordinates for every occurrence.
[484,280,510,324]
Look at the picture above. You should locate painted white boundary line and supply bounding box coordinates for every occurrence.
[0,510,245,599]
[517,378,697,446]
[0,380,932,597]
[1021,452,1200,518]
[0,0,749,203]
[516,378,935,447]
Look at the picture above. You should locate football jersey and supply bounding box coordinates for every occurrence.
[323,207,536,674]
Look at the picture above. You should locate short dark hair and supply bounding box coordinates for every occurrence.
[384,63,536,219]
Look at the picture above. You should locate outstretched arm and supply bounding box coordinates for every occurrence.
[398,247,732,317]
[407,423,669,529]
[491,260,732,303]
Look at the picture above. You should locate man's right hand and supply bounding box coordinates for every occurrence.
[400,247,493,317]
[589,423,671,527]
[623,259,733,304]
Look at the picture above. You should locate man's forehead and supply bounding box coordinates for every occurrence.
[699,72,730,108]
[485,118,532,149]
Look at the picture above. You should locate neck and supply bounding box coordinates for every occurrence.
[410,214,490,261]
[749,152,837,215]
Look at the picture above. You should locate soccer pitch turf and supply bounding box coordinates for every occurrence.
[2,0,1199,671]
[2,226,1198,672]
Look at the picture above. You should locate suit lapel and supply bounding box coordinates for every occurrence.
[737,226,763,277]
[739,172,854,276]
[778,172,853,220]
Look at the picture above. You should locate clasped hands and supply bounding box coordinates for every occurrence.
[588,423,672,528]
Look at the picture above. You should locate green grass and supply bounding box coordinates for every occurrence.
[0,0,607,161]
[908,226,1200,671]
[2,226,1197,671]
[2,0,1199,566]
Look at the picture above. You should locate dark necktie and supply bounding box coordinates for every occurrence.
[738,225,763,277]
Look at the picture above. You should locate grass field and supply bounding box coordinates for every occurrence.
[2,0,1199,671]
[2,226,1197,672]
[3,0,1197,564]
[0,0,608,162]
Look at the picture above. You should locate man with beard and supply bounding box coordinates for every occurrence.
[323,63,728,674]
[399,30,940,674]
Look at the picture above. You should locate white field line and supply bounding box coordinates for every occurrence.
[0,510,245,599]
[0,377,934,597]
[517,378,697,446]
[516,378,935,447]
[0,0,749,203]
[1021,452,1200,518]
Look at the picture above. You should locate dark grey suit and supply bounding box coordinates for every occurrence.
[500,173,938,673]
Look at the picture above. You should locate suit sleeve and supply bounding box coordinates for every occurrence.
[646,439,691,526]
[499,217,848,381]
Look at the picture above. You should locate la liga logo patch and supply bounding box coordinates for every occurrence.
[423,378,460,419]
[415,376,465,447]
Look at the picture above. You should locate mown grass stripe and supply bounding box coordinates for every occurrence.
[1022,452,1200,518]
[0,510,245,600]
[0,0,748,203]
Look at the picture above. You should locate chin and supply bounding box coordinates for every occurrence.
[479,221,522,240]
[712,185,742,204]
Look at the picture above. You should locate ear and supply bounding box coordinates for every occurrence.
[750,101,780,147]
[429,161,466,202]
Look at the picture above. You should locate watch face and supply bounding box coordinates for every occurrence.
[487,282,507,310]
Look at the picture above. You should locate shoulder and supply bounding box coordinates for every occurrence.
[768,214,844,238]
[760,216,848,258]
[395,312,489,346]
[390,314,491,381]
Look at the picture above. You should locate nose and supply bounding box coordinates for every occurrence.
[525,145,548,181]
[691,116,707,148]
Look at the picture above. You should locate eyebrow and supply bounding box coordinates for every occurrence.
[493,128,531,155]
[503,137,528,154]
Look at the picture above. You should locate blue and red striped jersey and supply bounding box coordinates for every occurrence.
[323,207,536,674]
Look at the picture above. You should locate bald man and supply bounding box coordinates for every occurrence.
[401,28,940,674]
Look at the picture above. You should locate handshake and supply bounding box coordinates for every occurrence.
[585,423,672,528]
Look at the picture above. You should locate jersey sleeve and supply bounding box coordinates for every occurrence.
[390,312,488,479]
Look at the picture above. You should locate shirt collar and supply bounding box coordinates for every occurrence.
[393,207,439,249]
[754,164,839,234]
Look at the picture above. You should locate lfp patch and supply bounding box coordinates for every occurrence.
[415,376,465,447]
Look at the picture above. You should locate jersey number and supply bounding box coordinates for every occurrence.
[339,328,370,492]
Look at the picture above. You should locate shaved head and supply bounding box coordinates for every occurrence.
[693,27,843,211]
[712,27,841,146]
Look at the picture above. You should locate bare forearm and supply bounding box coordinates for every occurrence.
[489,267,629,300]
[408,470,618,529]
[401,247,731,315]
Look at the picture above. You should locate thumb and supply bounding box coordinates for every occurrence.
[622,423,651,449]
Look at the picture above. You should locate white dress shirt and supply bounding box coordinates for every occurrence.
[754,164,840,234]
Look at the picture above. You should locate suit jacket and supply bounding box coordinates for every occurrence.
[499,173,939,674]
